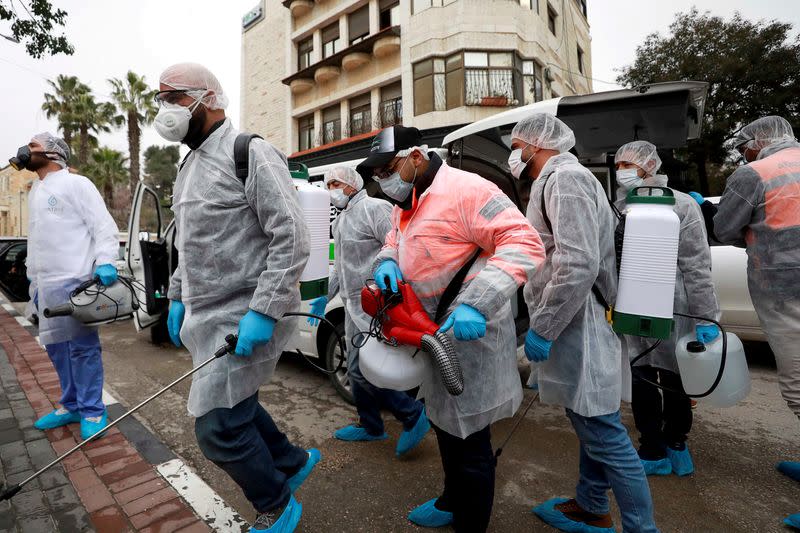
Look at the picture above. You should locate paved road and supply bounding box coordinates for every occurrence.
[94,320,798,532]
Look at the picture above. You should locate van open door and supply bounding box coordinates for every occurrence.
[126,182,170,330]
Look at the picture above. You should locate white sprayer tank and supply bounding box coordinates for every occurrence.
[360,336,431,392]
[676,332,751,407]
[295,178,330,300]
[613,187,680,339]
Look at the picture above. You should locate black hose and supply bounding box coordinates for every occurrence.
[282,312,346,376]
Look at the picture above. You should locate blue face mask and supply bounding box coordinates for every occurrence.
[616,168,643,191]
[378,158,416,203]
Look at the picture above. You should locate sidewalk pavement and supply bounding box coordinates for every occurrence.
[0,308,211,533]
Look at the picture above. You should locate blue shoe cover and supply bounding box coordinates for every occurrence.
[34,409,80,430]
[408,498,453,528]
[397,410,431,457]
[666,446,694,476]
[641,457,672,476]
[532,498,616,533]
[777,461,800,482]
[287,449,321,493]
[785,512,800,529]
[250,495,302,533]
[333,424,388,442]
[80,411,108,440]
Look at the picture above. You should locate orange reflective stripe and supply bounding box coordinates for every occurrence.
[764,181,800,229]
[750,148,800,182]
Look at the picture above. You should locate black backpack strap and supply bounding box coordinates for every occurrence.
[234,133,263,183]
[539,175,613,317]
[178,151,191,172]
[434,248,483,324]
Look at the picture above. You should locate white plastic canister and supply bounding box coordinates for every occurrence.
[676,332,751,408]
[613,187,680,339]
[359,336,431,392]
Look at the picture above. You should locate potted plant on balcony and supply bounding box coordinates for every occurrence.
[480,93,509,107]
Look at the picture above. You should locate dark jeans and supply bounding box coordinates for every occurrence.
[194,393,308,513]
[432,424,495,533]
[349,339,424,435]
[631,365,693,459]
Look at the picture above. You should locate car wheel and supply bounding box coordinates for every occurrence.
[150,315,170,344]
[324,320,354,405]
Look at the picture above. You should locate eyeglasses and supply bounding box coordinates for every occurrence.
[373,158,402,181]
[153,88,204,105]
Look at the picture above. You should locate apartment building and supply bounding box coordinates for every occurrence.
[0,166,33,237]
[241,0,592,165]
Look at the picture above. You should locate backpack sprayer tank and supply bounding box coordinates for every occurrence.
[43,278,137,326]
[613,187,680,339]
[291,162,330,301]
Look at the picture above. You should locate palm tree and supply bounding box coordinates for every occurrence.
[72,92,118,167]
[109,71,158,194]
[41,75,90,156]
[85,147,128,205]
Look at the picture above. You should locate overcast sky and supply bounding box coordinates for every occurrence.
[0,0,797,162]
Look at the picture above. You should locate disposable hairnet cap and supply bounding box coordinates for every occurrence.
[511,113,575,153]
[159,62,229,110]
[31,132,70,165]
[615,140,662,177]
[733,116,795,150]
[324,166,364,192]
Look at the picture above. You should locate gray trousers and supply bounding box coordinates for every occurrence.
[753,296,800,421]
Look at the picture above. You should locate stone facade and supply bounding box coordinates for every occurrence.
[0,166,34,237]
[241,0,592,154]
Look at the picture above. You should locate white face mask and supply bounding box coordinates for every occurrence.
[329,189,350,209]
[153,92,206,142]
[508,145,535,180]
[378,158,416,203]
[616,168,644,191]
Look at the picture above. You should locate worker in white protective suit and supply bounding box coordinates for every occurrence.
[14,132,119,441]
[614,140,719,478]
[361,125,545,532]
[512,114,659,533]
[307,166,430,456]
[714,116,800,530]
[156,62,318,533]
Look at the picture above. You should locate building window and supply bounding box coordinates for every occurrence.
[349,93,372,136]
[547,5,557,36]
[576,0,586,17]
[412,0,432,13]
[297,37,313,70]
[349,5,370,45]
[322,22,340,59]
[523,60,543,104]
[298,114,314,151]
[380,82,403,127]
[322,104,341,145]
[577,45,584,75]
[464,52,517,106]
[413,58,449,116]
[380,0,399,29]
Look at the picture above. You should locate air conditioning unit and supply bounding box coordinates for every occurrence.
[544,67,555,83]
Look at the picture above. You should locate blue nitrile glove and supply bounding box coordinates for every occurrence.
[167,300,185,347]
[688,192,704,205]
[525,329,552,362]
[374,260,403,292]
[696,324,720,344]
[235,310,277,356]
[439,304,486,341]
[307,296,328,325]
[94,264,118,286]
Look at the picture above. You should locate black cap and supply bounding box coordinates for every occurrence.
[357,126,423,178]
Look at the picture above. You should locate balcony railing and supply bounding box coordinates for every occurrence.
[464,69,520,107]
[379,98,402,128]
